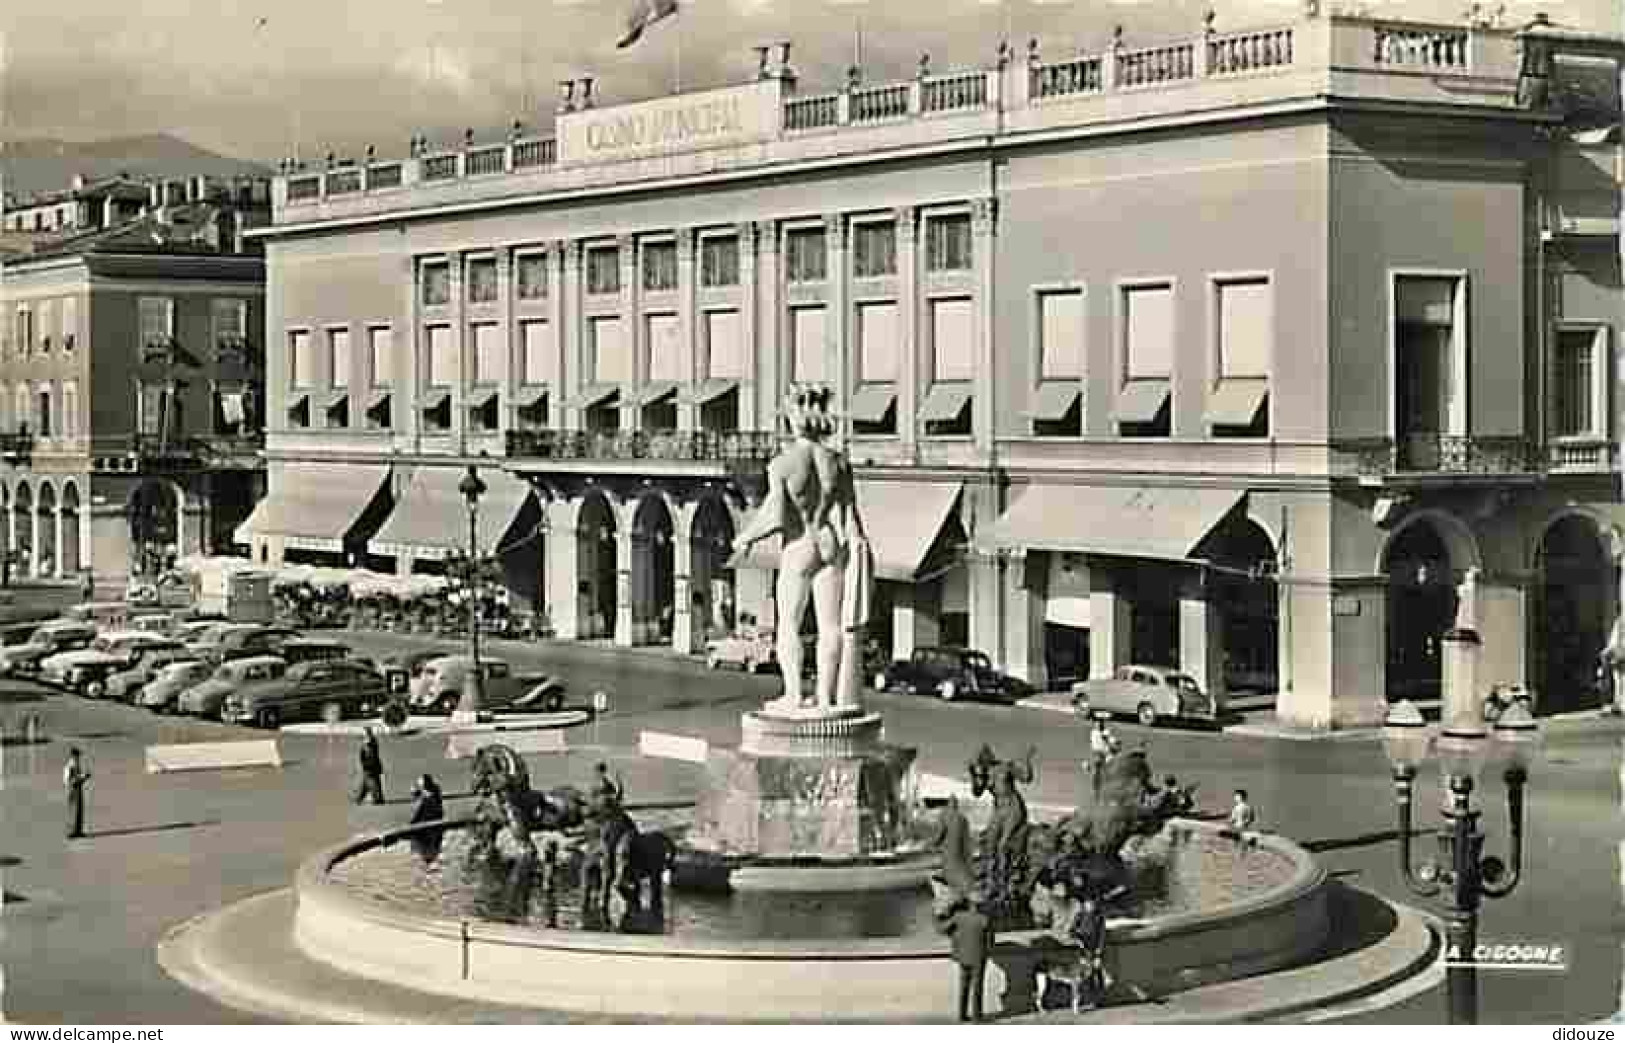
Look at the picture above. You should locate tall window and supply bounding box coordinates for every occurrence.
[61,382,78,439]
[1039,290,1085,379]
[589,317,630,384]
[586,245,621,295]
[1554,326,1605,438]
[36,387,51,438]
[852,221,897,279]
[1118,282,1174,436]
[642,241,678,292]
[791,306,828,382]
[421,261,451,307]
[211,298,246,347]
[1393,275,1464,445]
[785,228,827,283]
[60,297,78,352]
[13,386,28,432]
[472,323,503,383]
[38,300,55,352]
[466,257,498,304]
[646,313,683,381]
[520,320,555,385]
[857,302,900,383]
[930,298,974,382]
[288,330,314,388]
[138,296,174,347]
[426,326,455,387]
[516,253,549,300]
[13,308,31,357]
[705,311,744,379]
[327,328,352,388]
[1210,277,1271,437]
[925,214,973,272]
[701,236,740,288]
[368,326,393,387]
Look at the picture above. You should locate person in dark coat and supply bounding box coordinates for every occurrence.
[408,774,445,863]
[63,747,91,839]
[929,794,975,896]
[354,726,385,805]
[941,891,994,1022]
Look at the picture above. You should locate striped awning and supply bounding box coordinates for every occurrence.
[233,464,391,553]
[369,466,539,561]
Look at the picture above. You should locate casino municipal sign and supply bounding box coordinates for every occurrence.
[557,81,781,166]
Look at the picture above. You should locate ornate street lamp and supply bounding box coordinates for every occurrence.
[1383,698,1540,1024]
[453,464,488,724]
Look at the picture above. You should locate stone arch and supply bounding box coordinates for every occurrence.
[576,489,619,641]
[11,482,31,577]
[1380,510,1482,704]
[685,492,740,647]
[59,481,82,576]
[628,492,677,646]
[1202,515,1280,696]
[34,482,56,578]
[127,479,184,577]
[1531,511,1613,714]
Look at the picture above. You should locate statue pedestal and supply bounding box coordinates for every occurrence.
[739,706,883,758]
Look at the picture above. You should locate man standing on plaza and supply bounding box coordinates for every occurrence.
[1088,715,1119,799]
[941,889,994,1022]
[354,727,384,805]
[64,747,91,839]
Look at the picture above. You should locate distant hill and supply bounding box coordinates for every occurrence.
[1,134,270,202]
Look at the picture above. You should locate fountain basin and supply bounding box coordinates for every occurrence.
[294,818,1329,1020]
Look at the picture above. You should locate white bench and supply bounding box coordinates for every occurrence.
[638,730,709,764]
[445,729,568,760]
[145,740,282,774]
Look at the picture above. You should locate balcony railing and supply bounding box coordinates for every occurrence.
[506,428,778,465]
[1547,439,1617,471]
[1335,435,1542,477]
[127,433,265,468]
[0,431,34,463]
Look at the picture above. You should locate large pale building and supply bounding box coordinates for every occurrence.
[248,9,1624,729]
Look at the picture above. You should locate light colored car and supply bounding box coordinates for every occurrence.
[1070,664,1217,727]
[41,631,176,694]
[406,655,566,715]
[0,620,99,676]
[179,655,288,718]
[139,659,215,712]
[705,629,778,673]
[106,644,197,702]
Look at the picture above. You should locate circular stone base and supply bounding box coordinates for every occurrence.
[740,708,883,757]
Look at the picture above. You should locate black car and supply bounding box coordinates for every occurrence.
[375,649,447,695]
[875,646,1031,704]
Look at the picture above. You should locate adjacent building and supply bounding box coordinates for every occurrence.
[248,8,1624,728]
[0,175,272,585]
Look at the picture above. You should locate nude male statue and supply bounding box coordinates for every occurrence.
[733,384,874,711]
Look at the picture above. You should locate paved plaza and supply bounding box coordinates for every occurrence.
[2,630,1622,1023]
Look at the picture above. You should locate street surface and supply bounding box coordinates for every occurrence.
[1,628,1620,1024]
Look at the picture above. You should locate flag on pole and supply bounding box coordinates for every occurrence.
[617,0,678,48]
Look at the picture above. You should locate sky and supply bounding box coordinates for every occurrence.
[0,0,1618,163]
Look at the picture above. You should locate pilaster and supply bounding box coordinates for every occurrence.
[545,498,581,640]
[449,251,467,447]
[404,255,420,441]
[971,197,997,455]
[1004,550,1048,688]
[757,220,781,429]
[619,234,639,430]
[614,529,635,647]
[496,249,514,435]
[1179,577,1226,712]
[562,240,583,430]
[892,581,941,661]
[1088,564,1133,679]
[672,529,696,654]
[738,221,760,432]
[896,206,919,450]
[826,213,849,440]
[677,228,698,432]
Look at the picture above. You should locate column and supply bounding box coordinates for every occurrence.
[965,487,1002,662]
[895,206,919,450]
[1088,564,1133,679]
[672,521,695,654]
[545,498,580,640]
[971,197,997,454]
[619,235,638,430]
[677,229,698,432]
[614,530,635,647]
[1179,576,1226,711]
[561,241,583,430]
[403,255,420,443]
[736,222,760,432]
[892,582,941,661]
[757,220,781,433]
[448,251,467,448]
[53,506,65,578]
[826,213,849,435]
[1005,550,1048,688]
[496,248,514,432]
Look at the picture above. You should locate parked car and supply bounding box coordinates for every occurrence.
[179,655,288,717]
[875,646,1031,704]
[42,631,179,695]
[224,658,388,729]
[1070,664,1217,727]
[275,638,353,668]
[0,620,99,677]
[194,624,302,667]
[106,644,199,702]
[705,629,778,672]
[406,655,567,715]
[375,649,447,696]
[138,659,215,713]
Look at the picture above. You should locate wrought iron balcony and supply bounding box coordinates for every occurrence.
[1335,435,1543,478]
[506,428,779,466]
[127,433,265,470]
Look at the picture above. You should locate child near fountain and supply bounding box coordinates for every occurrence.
[1224,789,1258,846]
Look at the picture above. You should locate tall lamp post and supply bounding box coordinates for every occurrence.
[453,465,488,725]
[1382,698,1541,1024]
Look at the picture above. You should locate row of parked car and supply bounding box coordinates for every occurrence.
[4,603,570,729]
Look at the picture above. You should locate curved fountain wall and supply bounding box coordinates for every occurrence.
[293,818,1330,1021]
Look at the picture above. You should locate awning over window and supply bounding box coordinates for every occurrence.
[1205,378,1269,427]
[365,390,391,411]
[692,378,739,405]
[1114,380,1170,424]
[468,390,498,411]
[321,390,349,411]
[233,464,390,553]
[1030,381,1082,422]
[849,384,897,424]
[640,381,679,406]
[515,389,548,410]
[418,391,450,412]
[370,467,539,561]
[730,480,962,582]
[919,383,971,423]
[981,485,1245,563]
[574,383,621,410]
[285,394,310,416]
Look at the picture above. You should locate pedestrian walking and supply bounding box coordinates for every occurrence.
[1088,716,1119,798]
[941,890,994,1022]
[354,726,384,805]
[64,747,91,839]
[80,571,95,603]
[590,760,624,813]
